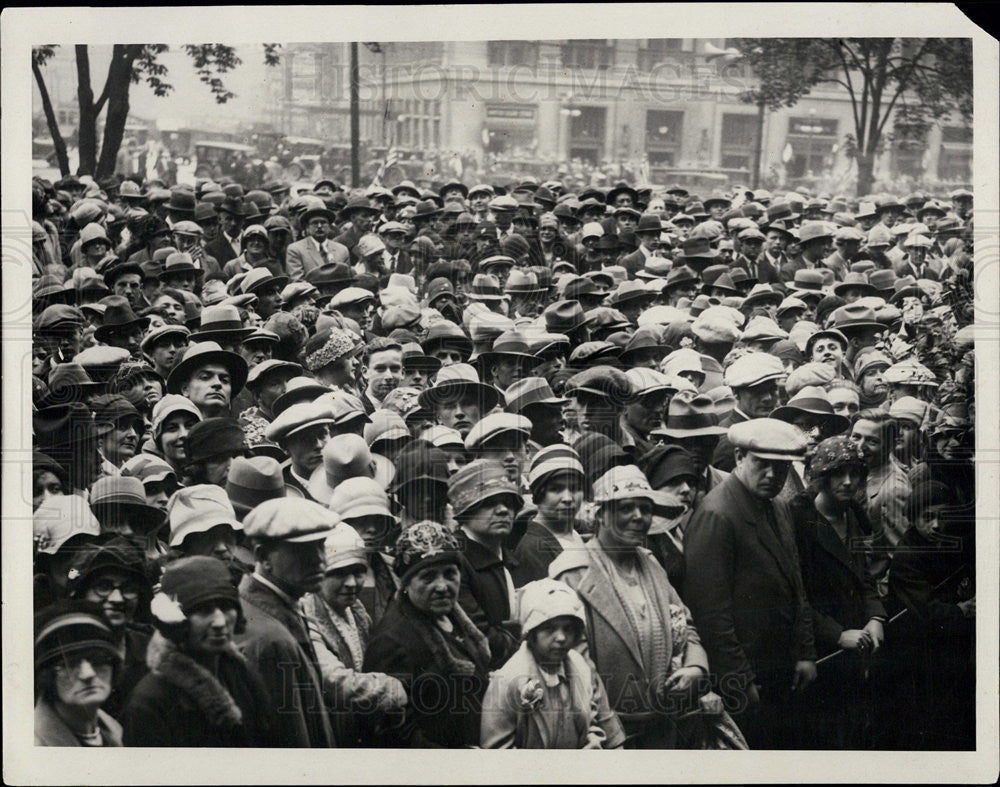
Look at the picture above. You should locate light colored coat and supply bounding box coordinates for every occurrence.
[284,237,350,281]
[34,700,122,746]
[865,456,911,549]
[480,641,625,749]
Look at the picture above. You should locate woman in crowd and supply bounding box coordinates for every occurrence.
[363,521,491,747]
[34,600,124,746]
[121,556,275,746]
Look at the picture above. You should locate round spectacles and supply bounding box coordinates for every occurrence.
[89,578,142,601]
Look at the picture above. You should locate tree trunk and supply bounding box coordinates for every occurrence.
[856,152,876,196]
[32,60,70,176]
[75,45,98,176]
[96,46,139,181]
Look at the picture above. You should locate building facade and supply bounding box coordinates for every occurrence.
[273,38,972,191]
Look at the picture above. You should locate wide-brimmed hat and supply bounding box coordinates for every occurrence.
[226,456,286,518]
[158,252,204,283]
[741,284,784,310]
[662,265,700,292]
[542,300,593,334]
[167,484,242,547]
[418,362,500,412]
[770,386,850,434]
[308,433,393,505]
[828,303,883,334]
[833,272,878,298]
[480,329,543,367]
[241,267,289,297]
[270,376,332,417]
[421,321,473,360]
[188,304,256,343]
[93,298,150,343]
[504,376,569,414]
[166,340,249,396]
[89,475,167,535]
[653,394,727,438]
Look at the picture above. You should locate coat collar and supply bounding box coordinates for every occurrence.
[34,700,123,747]
[720,474,798,590]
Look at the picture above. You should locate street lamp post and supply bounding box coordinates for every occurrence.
[350,42,360,187]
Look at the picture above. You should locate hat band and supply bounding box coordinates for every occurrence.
[664,414,719,432]
[194,320,247,332]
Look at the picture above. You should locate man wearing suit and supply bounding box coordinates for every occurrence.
[684,418,817,750]
[377,221,414,276]
[333,197,380,259]
[619,212,663,277]
[285,200,350,282]
[780,221,833,282]
[733,227,781,285]
[204,197,244,266]
[711,353,785,472]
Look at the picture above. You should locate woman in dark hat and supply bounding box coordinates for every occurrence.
[121,556,275,747]
[790,436,888,749]
[65,536,157,720]
[34,600,124,746]
[362,521,491,748]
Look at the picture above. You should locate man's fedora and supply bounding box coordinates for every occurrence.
[166,341,249,396]
[189,304,256,343]
[651,394,729,439]
[93,298,149,343]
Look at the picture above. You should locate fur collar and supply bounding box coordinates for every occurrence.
[145,630,243,729]
[398,596,491,676]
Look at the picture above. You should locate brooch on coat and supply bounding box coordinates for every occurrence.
[518,678,546,712]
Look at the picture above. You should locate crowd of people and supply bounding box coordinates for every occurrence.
[30,165,976,750]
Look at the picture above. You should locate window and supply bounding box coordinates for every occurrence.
[562,40,614,69]
[487,41,539,68]
[938,150,971,181]
[569,106,605,162]
[941,125,973,144]
[646,110,683,146]
[638,39,682,70]
[720,113,758,172]
[785,116,838,179]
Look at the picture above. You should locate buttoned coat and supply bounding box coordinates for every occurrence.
[864,456,911,549]
[683,474,816,698]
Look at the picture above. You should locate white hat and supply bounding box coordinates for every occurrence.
[724,352,785,389]
[581,222,605,240]
[518,579,587,637]
[728,418,808,461]
[323,522,369,573]
[464,412,531,452]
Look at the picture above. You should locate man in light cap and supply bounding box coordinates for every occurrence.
[889,395,931,472]
[711,352,786,472]
[684,418,816,749]
[236,497,338,747]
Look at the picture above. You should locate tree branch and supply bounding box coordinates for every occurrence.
[32,57,70,175]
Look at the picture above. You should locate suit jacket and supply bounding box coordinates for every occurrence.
[236,574,334,747]
[791,497,886,657]
[893,259,941,281]
[683,474,816,698]
[619,248,647,278]
[710,409,750,472]
[205,233,239,266]
[822,250,850,281]
[333,225,364,256]
[284,237,350,282]
[458,534,520,668]
[864,457,911,549]
[733,253,781,285]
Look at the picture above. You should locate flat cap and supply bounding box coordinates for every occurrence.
[464,412,532,451]
[889,395,931,425]
[691,310,741,344]
[266,400,336,443]
[728,418,808,460]
[724,352,785,389]
[564,365,634,404]
[243,497,339,542]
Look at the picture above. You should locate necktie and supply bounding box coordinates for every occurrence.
[319,242,329,265]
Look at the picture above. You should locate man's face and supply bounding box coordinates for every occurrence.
[736,380,779,418]
[802,237,832,261]
[173,233,203,255]
[284,423,331,475]
[383,231,406,251]
[789,414,824,458]
[850,419,884,467]
[765,230,787,253]
[149,336,187,377]
[164,272,197,293]
[435,392,482,438]
[254,284,282,320]
[202,452,241,487]
[181,363,233,415]
[637,231,660,251]
[239,340,273,369]
[430,348,464,369]
[477,432,528,483]
[616,215,637,233]
[491,356,531,390]
[306,217,330,241]
[254,375,291,415]
[524,403,564,446]
[220,212,243,237]
[827,387,860,418]
[402,365,433,391]
[597,497,653,551]
[265,540,327,595]
[366,349,403,400]
[811,338,845,367]
[573,392,619,440]
[108,325,145,358]
[113,273,143,307]
[351,210,376,233]
[84,240,110,263]
[470,194,490,213]
[734,451,790,500]
[624,390,670,437]
[339,301,374,332]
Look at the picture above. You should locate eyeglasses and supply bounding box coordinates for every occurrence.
[89,578,142,600]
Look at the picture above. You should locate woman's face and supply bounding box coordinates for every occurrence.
[82,568,141,629]
[33,470,64,511]
[153,295,186,323]
[598,497,653,551]
[662,476,696,510]
[147,313,166,331]
[53,650,115,711]
[535,473,584,524]
[186,601,239,654]
[405,561,460,617]
[825,465,864,503]
[159,412,199,465]
[320,564,367,613]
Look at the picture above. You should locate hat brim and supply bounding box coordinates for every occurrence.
[745,449,805,461]
[889,287,925,305]
[94,316,151,342]
[770,406,850,434]
[652,424,727,438]
[246,275,290,296]
[742,294,784,309]
[188,327,257,343]
[835,320,884,334]
[418,380,501,412]
[166,349,248,396]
